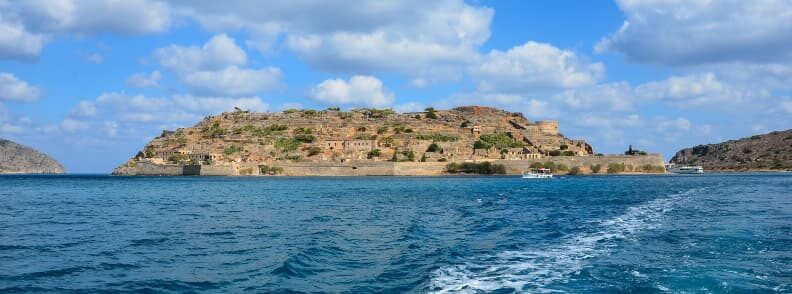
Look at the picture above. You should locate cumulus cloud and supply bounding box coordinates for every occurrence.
[172,0,493,82]
[126,71,162,88]
[309,75,394,107]
[86,53,103,64]
[634,73,769,107]
[90,92,270,124]
[0,0,170,61]
[554,82,633,111]
[471,41,605,93]
[152,35,283,96]
[0,73,43,102]
[181,66,282,97]
[154,34,247,72]
[597,0,792,65]
[69,100,97,117]
[0,21,46,60]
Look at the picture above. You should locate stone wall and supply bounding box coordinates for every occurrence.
[113,154,665,176]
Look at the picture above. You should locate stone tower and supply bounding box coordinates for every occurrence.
[536,120,559,135]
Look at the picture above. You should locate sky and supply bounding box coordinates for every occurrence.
[1,0,791,173]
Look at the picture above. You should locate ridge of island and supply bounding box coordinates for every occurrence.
[113,106,665,176]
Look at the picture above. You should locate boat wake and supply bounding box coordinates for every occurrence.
[429,187,704,293]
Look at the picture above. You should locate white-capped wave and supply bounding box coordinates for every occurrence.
[430,188,703,293]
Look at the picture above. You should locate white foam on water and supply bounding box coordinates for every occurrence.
[430,188,702,293]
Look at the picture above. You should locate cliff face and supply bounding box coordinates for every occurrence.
[0,139,66,174]
[114,106,599,175]
[671,129,792,171]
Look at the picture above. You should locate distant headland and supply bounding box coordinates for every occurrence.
[0,138,65,174]
[112,106,665,176]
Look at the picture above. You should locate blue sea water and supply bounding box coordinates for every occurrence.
[0,174,790,293]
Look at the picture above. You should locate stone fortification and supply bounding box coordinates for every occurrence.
[112,106,662,176]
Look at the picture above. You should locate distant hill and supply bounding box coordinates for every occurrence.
[0,138,65,174]
[670,129,792,171]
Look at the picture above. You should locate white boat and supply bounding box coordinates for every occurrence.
[666,163,704,174]
[522,168,553,179]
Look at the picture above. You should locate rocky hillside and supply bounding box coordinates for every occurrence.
[670,129,792,170]
[115,106,594,175]
[0,139,65,174]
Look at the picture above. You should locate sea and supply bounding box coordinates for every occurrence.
[0,174,790,293]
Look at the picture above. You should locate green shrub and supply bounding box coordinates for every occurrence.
[445,161,506,174]
[377,126,388,134]
[326,106,340,111]
[356,134,377,140]
[562,150,576,156]
[283,108,299,114]
[167,153,188,163]
[590,164,602,174]
[474,140,492,150]
[426,143,441,152]
[559,144,568,150]
[529,162,543,169]
[275,138,301,152]
[259,165,284,175]
[607,163,627,174]
[425,107,439,119]
[415,133,459,142]
[307,147,322,157]
[223,145,243,155]
[294,127,313,134]
[557,164,569,171]
[478,133,524,149]
[569,166,581,175]
[548,150,562,156]
[367,149,381,158]
[294,134,316,143]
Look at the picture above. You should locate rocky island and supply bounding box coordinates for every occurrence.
[671,129,792,171]
[113,106,665,176]
[0,138,66,174]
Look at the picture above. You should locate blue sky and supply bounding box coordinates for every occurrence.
[1,0,790,173]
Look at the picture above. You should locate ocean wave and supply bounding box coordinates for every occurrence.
[429,187,704,293]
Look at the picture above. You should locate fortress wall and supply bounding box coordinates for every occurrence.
[393,162,447,176]
[200,165,237,176]
[495,154,665,174]
[114,154,665,176]
[274,161,395,176]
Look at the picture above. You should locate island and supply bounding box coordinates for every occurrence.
[671,129,792,171]
[0,138,65,174]
[113,106,665,176]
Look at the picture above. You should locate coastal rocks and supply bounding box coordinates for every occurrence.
[0,138,65,174]
[671,129,792,171]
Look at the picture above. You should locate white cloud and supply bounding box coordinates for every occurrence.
[634,73,769,107]
[126,70,162,88]
[554,82,633,111]
[471,41,605,93]
[393,102,426,113]
[181,66,283,97]
[0,73,43,102]
[597,0,792,65]
[103,121,118,137]
[86,53,103,64]
[309,75,394,107]
[153,35,282,96]
[173,0,493,82]
[90,92,270,124]
[69,100,97,117]
[0,0,170,61]
[153,34,247,72]
[781,100,792,114]
[0,20,46,60]
[60,118,89,132]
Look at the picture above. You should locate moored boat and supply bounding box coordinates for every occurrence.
[666,163,704,174]
[522,168,553,179]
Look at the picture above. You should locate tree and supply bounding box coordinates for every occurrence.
[426,143,440,152]
[425,107,439,119]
